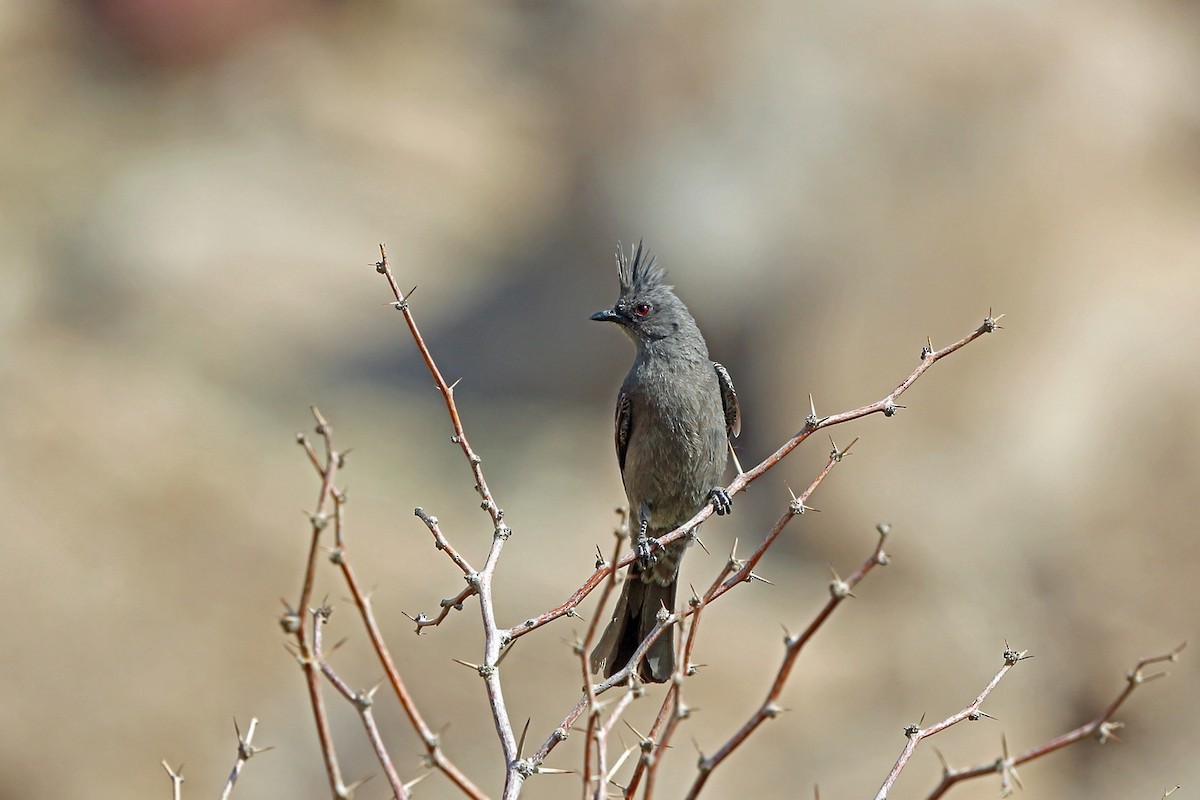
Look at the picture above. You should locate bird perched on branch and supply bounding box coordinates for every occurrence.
[589,241,740,683]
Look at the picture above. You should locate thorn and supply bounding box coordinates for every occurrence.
[402,771,431,792]
[451,658,480,671]
[932,746,950,774]
[448,377,462,392]
[622,718,648,742]
[747,571,775,586]
[728,439,746,475]
[605,746,636,783]
[342,774,372,795]
[517,718,531,759]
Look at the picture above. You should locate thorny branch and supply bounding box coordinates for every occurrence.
[924,643,1187,799]
[683,520,891,800]
[295,415,485,799]
[222,718,270,800]
[291,407,347,797]
[376,245,523,799]
[874,646,1034,800]
[373,241,1006,796]
[501,311,1004,644]
[533,443,849,774]
[312,606,408,800]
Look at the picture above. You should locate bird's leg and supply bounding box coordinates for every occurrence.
[633,512,658,568]
[708,487,733,516]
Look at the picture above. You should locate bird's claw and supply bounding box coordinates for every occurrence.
[635,535,659,568]
[709,487,733,516]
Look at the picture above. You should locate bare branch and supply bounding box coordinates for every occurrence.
[376,245,521,799]
[161,761,184,800]
[292,408,347,797]
[684,522,891,800]
[505,313,1002,642]
[221,718,270,800]
[925,643,1186,799]
[874,646,1032,800]
[297,428,486,798]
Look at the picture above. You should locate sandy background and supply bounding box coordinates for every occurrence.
[1,2,1198,798]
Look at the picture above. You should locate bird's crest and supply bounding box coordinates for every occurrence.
[616,240,668,295]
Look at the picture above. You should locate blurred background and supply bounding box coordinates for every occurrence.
[2,1,1198,798]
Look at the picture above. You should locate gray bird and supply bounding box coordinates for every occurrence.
[589,241,740,683]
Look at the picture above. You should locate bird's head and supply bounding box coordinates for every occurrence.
[590,241,691,345]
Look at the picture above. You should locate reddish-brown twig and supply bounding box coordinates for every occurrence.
[630,457,847,799]
[376,245,522,799]
[504,313,1003,643]
[292,407,347,797]
[873,646,1033,800]
[925,643,1186,799]
[534,446,847,777]
[683,521,891,800]
[297,428,485,798]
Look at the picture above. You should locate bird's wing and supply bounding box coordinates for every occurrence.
[615,390,633,472]
[713,361,741,439]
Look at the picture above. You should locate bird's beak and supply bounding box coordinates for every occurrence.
[590,309,622,324]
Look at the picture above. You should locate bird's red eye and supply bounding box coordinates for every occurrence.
[634,303,652,317]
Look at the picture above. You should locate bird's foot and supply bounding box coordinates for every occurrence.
[635,534,659,569]
[709,487,733,516]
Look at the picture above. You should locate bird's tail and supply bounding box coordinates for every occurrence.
[589,569,677,684]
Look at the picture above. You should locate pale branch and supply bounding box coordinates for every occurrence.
[683,522,891,800]
[503,312,1002,643]
[925,643,1186,799]
[298,423,485,798]
[873,646,1033,800]
[161,761,184,800]
[376,245,521,799]
[221,718,270,800]
[406,508,480,631]
[312,607,407,800]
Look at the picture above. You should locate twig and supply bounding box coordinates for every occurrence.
[534,447,847,775]
[221,718,270,800]
[292,407,347,797]
[376,245,521,799]
[312,606,407,800]
[683,521,890,800]
[925,643,1186,799]
[505,312,1003,642]
[582,526,629,799]
[161,761,184,800]
[874,646,1033,800]
[298,426,485,798]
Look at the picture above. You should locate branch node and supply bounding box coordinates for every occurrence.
[1096,720,1124,744]
[1003,646,1030,666]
